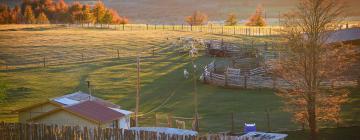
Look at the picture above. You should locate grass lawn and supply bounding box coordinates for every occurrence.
[0,25,358,134]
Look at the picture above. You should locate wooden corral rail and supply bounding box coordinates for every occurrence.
[0,122,197,140]
[202,62,358,89]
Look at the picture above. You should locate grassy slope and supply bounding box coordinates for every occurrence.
[0,25,358,134]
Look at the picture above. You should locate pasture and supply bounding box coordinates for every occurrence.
[0,25,358,133]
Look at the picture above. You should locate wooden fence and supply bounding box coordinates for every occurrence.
[202,62,358,89]
[0,122,197,140]
[72,24,282,36]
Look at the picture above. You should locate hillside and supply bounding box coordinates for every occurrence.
[3,0,360,24]
[0,25,359,132]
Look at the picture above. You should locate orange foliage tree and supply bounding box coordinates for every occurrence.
[185,11,208,25]
[0,0,126,24]
[273,0,357,139]
[246,5,266,26]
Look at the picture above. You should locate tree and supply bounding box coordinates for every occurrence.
[24,5,35,24]
[109,9,121,24]
[0,4,11,24]
[119,16,129,25]
[37,12,49,24]
[82,4,93,24]
[246,5,266,26]
[225,13,237,26]
[273,0,357,139]
[68,2,83,24]
[11,5,22,24]
[185,11,208,25]
[55,0,69,23]
[92,1,106,24]
[102,9,113,24]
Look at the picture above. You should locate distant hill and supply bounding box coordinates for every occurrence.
[3,0,360,24]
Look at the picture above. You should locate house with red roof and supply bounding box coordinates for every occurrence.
[15,91,133,129]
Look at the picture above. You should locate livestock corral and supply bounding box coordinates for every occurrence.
[197,38,359,89]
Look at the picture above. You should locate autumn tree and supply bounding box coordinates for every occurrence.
[68,2,83,24]
[0,4,11,24]
[246,5,266,26]
[119,16,129,25]
[185,11,208,25]
[55,0,69,23]
[82,4,93,24]
[24,5,35,24]
[37,11,49,24]
[225,13,237,26]
[273,0,357,139]
[92,1,106,24]
[11,6,22,24]
[102,9,113,24]
[109,9,121,24]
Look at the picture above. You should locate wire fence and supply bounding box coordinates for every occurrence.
[71,23,282,36]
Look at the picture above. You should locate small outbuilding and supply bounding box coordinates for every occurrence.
[15,91,132,129]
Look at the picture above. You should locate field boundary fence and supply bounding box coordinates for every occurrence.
[70,23,283,36]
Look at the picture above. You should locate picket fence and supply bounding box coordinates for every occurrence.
[0,122,197,140]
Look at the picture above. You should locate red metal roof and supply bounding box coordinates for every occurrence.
[65,101,124,124]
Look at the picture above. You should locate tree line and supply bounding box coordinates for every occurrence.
[185,5,266,26]
[0,0,129,24]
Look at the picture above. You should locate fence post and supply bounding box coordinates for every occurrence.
[122,24,124,30]
[272,75,277,89]
[43,56,46,68]
[222,25,224,35]
[163,24,165,30]
[155,112,158,127]
[146,24,148,30]
[244,75,247,88]
[152,46,155,56]
[155,24,157,30]
[266,108,271,132]
[172,24,175,31]
[117,49,120,59]
[182,24,184,30]
[167,113,173,127]
[225,67,228,87]
[233,26,236,35]
[191,25,193,31]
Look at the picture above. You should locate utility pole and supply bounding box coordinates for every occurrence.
[191,58,199,132]
[135,56,140,127]
[87,81,92,100]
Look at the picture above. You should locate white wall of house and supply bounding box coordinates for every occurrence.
[119,115,131,129]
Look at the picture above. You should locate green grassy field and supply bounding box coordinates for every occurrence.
[0,25,358,135]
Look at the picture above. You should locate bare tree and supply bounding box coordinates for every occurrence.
[273,0,357,139]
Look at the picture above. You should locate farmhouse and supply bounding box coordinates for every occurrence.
[15,91,133,129]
